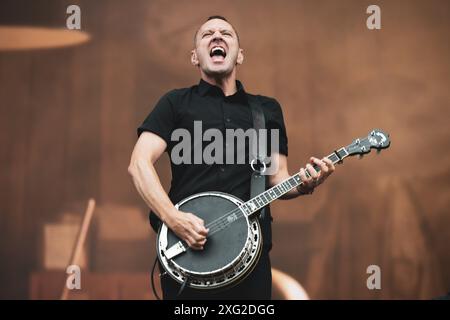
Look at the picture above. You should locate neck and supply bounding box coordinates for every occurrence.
[240,147,350,217]
[201,69,237,96]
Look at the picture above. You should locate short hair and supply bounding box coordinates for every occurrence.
[193,15,240,46]
[207,15,228,22]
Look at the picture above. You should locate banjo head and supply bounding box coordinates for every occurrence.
[157,192,262,289]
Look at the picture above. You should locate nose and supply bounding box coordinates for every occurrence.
[211,31,223,42]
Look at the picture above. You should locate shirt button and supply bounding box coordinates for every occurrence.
[220,167,225,172]
[226,118,231,123]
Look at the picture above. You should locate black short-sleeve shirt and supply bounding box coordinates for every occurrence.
[137,79,288,249]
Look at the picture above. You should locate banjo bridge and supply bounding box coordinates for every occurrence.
[164,241,187,259]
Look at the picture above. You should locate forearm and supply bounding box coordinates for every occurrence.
[128,159,177,223]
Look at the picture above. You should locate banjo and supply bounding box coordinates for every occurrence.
[157,129,391,290]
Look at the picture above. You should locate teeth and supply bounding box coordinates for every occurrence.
[210,46,226,57]
[212,47,224,53]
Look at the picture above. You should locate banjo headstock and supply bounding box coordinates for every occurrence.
[345,129,391,157]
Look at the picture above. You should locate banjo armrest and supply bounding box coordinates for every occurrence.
[164,241,186,260]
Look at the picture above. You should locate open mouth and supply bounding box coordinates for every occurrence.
[210,46,226,62]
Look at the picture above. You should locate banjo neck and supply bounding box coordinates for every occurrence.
[240,147,350,217]
[240,128,391,217]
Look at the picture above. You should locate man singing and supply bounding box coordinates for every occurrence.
[128,16,335,299]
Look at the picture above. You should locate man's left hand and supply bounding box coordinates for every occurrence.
[298,157,335,194]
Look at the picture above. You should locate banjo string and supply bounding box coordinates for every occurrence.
[203,176,303,232]
[183,212,248,254]
[182,178,303,248]
[203,205,248,233]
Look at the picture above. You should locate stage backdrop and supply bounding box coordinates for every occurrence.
[0,0,449,299]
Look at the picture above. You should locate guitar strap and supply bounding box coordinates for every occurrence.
[248,95,268,220]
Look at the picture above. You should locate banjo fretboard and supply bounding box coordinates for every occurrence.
[239,147,349,217]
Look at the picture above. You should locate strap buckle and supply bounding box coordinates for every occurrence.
[250,157,269,174]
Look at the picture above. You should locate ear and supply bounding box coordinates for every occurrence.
[191,49,200,66]
[236,48,244,65]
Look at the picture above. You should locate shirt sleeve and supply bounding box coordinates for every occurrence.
[264,97,288,156]
[137,91,177,146]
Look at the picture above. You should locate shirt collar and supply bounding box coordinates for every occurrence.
[198,78,247,102]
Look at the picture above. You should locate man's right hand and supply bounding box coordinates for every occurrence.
[165,210,209,250]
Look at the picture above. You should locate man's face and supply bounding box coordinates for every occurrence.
[192,19,243,76]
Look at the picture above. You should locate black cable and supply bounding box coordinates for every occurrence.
[151,257,161,300]
[152,256,188,299]
[177,277,189,297]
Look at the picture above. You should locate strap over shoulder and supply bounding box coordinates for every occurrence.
[247,95,268,219]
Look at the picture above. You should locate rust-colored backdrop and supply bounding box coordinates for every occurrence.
[0,0,449,299]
